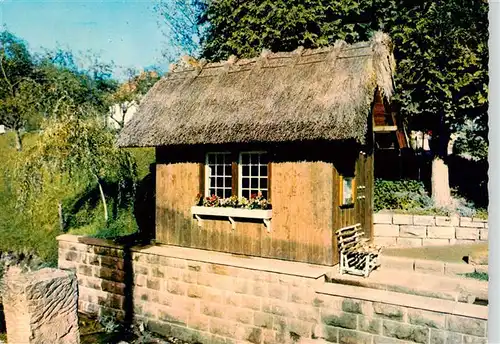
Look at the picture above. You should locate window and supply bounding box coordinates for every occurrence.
[340,176,355,205]
[205,152,232,198]
[239,152,268,199]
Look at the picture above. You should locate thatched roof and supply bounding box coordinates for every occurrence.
[118,32,395,148]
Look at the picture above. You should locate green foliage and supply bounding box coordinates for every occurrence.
[374,179,432,212]
[200,0,375,61]
[0,31,38,137]
[17,115,137,219]
[198,0,489,159]
[0,131,155,266]
[0,132,63,264]
[462,272,488,281]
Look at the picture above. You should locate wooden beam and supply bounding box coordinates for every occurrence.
[373,125,398,133]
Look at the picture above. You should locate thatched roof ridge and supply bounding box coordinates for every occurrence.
[118,31,395,148]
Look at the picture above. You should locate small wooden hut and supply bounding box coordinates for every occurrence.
[118,32,396,266]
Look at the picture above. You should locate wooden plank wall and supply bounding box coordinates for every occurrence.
[155,146,336,266]
[268,161,333,265]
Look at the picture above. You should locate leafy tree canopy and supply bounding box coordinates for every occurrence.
[197,0,488,160]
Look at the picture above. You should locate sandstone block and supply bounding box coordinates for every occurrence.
[400,225,426,238]
[209,317,238,338]
[407,309,445,329]
[225,306,254,325]
[171,295,199,313]
[151,266,165,278]
[187,313,210,332]
[289,286,316,304]
[444,263,475,276]
[240,294,261,311]
[373,335,412,344]
[456,228,479,240]
[413,215,435,226]
[446,314,487,337]
[379,256,414,271]
[158,305,188,326]
[374,224,399,237]
[373,213,393,224]
[3,268,80,344]
[295,305,320,323]
[268,283,287,300]
[396,237,423,247]
[321,310,357,329]
[423,239,450,247]
[287,318,314,338]
[435,216,459,227]
[373,303,405,321]
[463,334,488,344]
[97,267,125,283]
[358,316,382,334]
[166,280,187,296]
[78,264,93,277]
[427,226,456,239]
[318,325,338,343]
[238,326,263,344]
[100,256,124,270]
[383,320,429,344]
[133,264,149,275]
[475,265,488,274]
[101,280,126,295]
[373,237,397,247]
[338,329,372,344]
[201,301,225,318]
[262,299,294,317]
[479,229,488,241]
[414,259,445,275]
[455,239,476,245]
[181,270,198,284]
[393,214,413,225]
[261,329,276,344]
[146,277,162,291]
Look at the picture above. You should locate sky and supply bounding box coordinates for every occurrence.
[0,0,170,80]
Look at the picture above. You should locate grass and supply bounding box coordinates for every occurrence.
[462,271,488,281]
[383,242,488,264]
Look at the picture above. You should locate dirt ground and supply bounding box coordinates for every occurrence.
[383,242,488,264]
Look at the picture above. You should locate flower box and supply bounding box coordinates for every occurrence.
[191,206,272,232]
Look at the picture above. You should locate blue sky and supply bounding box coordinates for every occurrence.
[0,0,170,80]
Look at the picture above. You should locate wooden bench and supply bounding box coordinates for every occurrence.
[335,223,382,277]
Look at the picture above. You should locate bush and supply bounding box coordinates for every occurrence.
[374,179,432,212]
[374,178,488,218]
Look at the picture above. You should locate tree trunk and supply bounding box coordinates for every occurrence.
[58,201,65,232]
[97,180,109,222]
[431,156,452,207]
[14,129,22,151]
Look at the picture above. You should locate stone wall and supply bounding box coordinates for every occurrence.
[374,213,488,247]
[57,234,488,344]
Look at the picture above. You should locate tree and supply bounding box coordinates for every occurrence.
[17,112,137,223]
[0,31,38,150]
[197,0,489,207]
[199,0,375,61]
[377,0,488,206]
[107,69,161,130]
[154,0,207,62]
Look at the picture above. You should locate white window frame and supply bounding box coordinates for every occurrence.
[238,151,269,199]
[205,152,232,198]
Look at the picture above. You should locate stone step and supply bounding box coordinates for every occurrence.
[327,267,488,304]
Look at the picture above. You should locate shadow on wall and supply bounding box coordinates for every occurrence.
[133,163,156,242]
